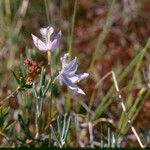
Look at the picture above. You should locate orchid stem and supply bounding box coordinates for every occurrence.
[47,51,53,146]
[48,51,51,65]
[44,0,52,145]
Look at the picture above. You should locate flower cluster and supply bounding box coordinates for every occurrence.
[24,59,41,82]
[32,26,88,95]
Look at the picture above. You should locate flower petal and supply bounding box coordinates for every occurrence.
[60,53,69,63]
[75,87,85,95]
[68,73,89,83]
[31,34,48,51]
[50,31,61,52]
[77,73,89,81]
[60,53,69,69]
[40,26,54,37]
[61,74,85,95]
[64,57,78,75]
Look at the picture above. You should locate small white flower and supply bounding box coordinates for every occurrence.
[58,53,89,95]
[31,26,61,52]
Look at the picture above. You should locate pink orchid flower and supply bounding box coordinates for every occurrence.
[57,53,89,95]
[31,26,61,52]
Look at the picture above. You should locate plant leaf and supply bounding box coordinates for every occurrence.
[11,70,20,85]
[18,114,34,140]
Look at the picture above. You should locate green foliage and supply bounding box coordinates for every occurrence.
[51,114,71,147]
[32,67,51,115]
[0,105,15,139]
[11,70,32,90]
[11,70,21,85]
[18,114,34,140]
[0,105,9,130]
[100,128,121,148]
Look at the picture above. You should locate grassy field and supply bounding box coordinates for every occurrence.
[0,0,150,148]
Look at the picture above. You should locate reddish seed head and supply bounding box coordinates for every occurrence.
[31,61,37,66]
[24,59,31,66]
[28,66,35,73]
[24,58,41,82]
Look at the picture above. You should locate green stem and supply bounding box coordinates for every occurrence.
[47,53,53,146]
[48,51,51,65]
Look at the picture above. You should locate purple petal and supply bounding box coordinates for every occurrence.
[61,74,85,95]
[60,53,69,63]
[68,73,89,83]
[64,57,78,75]
[50,31,61,52]
[77,73,89,81]
[40,26,54,37]
[31,34,48,51]
[60,53,69,69]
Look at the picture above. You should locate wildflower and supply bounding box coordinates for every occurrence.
[31,26,61,52]
[57,53,89,95]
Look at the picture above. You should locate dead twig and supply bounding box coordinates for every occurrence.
[112,71,144,148]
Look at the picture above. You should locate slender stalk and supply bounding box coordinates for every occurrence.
[112,71,144,148]
[49,80,53,122]
[89,0,115,72]
[49,76,58,119]
[48,51,51,65]
[48,52,53,146]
